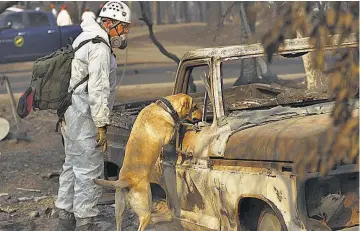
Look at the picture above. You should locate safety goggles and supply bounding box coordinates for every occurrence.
[110,20,130,30]
[110,21,130,37]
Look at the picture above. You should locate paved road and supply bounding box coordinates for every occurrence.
[0,57,306,95]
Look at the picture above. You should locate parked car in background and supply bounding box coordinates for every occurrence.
[0,8,82,63]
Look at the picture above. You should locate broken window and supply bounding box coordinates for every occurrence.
[220,55,307,113]
[186,64,213,122]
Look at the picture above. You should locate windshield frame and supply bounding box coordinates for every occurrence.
[214,50,354,117]
[217,55,309,114]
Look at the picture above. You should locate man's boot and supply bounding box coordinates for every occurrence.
[75,217,100,231]
[56,209,76,231]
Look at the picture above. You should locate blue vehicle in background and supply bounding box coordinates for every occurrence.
[0,8,82,63]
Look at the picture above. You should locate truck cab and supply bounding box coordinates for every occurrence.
[107,35,359,231]
[0,9,81,63]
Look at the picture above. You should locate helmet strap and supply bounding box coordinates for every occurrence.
[110,21,121,30]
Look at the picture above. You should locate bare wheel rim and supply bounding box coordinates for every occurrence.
[258,210,281,231]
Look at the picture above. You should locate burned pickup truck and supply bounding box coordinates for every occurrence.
[105,35,359,231]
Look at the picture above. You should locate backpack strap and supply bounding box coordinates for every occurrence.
[71,36,112,92]
[73,36,111,53]
[73,38,94,52]
[91,36,114,55]
[55,37,112,133]
[91,36,111,50]
[71,75,89,93]
[55,75,90,132]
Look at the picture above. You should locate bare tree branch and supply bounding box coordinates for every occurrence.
[213,2,237,42]
[138,1,196,92]
[139,1,180,64]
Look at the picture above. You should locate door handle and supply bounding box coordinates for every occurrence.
[48,29,56,34]
[17,32,27,36]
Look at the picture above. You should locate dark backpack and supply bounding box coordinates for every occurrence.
[17,36,111,131]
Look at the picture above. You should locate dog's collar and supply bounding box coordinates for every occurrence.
[156,98,180,123]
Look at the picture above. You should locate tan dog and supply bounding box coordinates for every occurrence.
[94,93,201,231]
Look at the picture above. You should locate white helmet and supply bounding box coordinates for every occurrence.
[99,1,131,24]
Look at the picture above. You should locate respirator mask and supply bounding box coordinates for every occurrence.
[110,34,127,49]
[109,22,128,50]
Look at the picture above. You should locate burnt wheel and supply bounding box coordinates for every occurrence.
[257,206,283,231]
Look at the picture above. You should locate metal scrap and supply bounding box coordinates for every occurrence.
[17,196,49,203]
[311,194,345,222]
[16,188,41,193]
[0,193,9,197]
[0,75,29,141]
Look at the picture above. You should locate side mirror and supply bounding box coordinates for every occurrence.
[6,21,12,28]
[0,21,12,31]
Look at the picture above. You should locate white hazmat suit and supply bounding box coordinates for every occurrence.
[57,9,73,26]
[55,17,117,219]
[52,8,58,18]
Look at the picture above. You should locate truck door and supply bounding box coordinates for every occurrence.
[168,61,221,230]
[23,12,60,58]
[0,12,28,62]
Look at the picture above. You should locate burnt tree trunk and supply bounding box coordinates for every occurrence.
[162,2,170,24]
[233,2,258,86]
[196,2,204,22]
[156,1,161,25]
[175,1,182,23]
[151,1,159,25]
[168,2,176,24]
[182,1,190,23]
[294,3,329,92]
[199,2,207,22]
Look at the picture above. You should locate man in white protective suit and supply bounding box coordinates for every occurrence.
[50,3,57,18]
[57,4,73,26]
[55,1,131,231]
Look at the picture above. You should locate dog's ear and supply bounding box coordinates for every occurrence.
[183,96,192,111]
[180,95,192,114]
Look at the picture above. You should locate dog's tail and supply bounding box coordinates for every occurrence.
[93,179,128,189]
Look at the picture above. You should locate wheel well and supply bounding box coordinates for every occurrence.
[238,198,267,231]
[103,162,167,201]
[150,183,166,200]
[237,197,287,231]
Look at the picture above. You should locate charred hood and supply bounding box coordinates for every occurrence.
[223,100,359,162]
